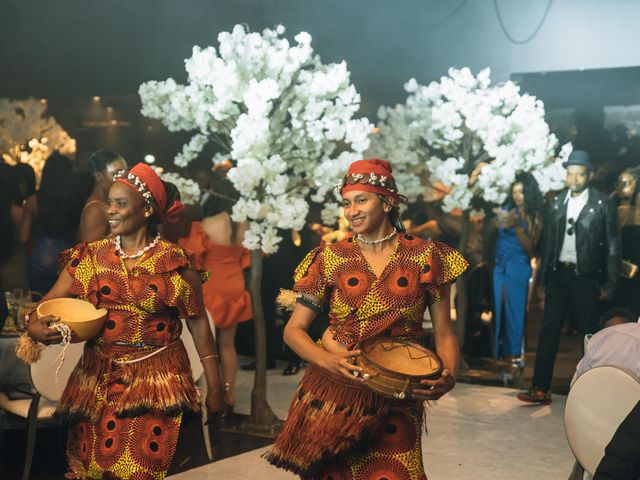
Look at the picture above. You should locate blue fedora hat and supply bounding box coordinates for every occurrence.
[562,150,595,171]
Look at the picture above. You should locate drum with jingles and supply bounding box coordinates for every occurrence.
[355,336,443,399]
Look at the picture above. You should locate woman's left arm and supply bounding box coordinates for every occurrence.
[182,268,225,416]
[412,284,458,400]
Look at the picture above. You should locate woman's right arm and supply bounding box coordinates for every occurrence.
[283,299,361,379]
[26,265,75,344]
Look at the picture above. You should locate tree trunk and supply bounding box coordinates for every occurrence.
[454,210,471,372]
[247,250,280,427]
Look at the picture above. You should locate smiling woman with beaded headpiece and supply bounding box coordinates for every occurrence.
[265,159,469,479]
[20,162,224,479]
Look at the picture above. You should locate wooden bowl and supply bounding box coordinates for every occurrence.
[37,298,107,343]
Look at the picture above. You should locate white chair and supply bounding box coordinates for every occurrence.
[180,317,215,461]
[564,365,640,477]
[0,341,85,480]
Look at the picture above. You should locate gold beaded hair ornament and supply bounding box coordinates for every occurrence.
[335,159,408,205]
[114,163,185,222]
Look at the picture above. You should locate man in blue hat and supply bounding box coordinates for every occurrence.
[518,149,621,404]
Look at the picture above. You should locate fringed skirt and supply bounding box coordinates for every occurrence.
[60,340,201,479]
[265,364,427,480]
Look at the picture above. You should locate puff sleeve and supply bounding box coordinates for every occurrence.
[420,241,469,304]
[292,246,328,302]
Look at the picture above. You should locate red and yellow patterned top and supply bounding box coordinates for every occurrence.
[59,237,208,352]
[293,234,468,348]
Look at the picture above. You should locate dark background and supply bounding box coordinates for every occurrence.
[2,0,640,176]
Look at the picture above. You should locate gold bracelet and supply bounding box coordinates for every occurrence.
[199,354,219,362]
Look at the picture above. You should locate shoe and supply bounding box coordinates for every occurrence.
[241,360,276,370]
[282,361,300,376]
[517,388,552,405]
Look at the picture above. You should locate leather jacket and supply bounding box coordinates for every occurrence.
[539,187,621,293]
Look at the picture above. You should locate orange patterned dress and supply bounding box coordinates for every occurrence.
[56,237,206,479]
[266,234,468,479]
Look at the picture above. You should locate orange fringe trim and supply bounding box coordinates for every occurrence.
[57,340,200,422]
[263,364,423,477]
[15,333,44,364]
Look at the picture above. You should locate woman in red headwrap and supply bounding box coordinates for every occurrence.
[21,163,224,479]
[265,159,469,479]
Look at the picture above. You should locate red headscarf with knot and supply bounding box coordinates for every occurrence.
[339,159,405,202]
[115,163,185,223]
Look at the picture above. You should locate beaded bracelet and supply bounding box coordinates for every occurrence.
[296,294,322,313]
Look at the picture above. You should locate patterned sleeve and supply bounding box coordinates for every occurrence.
[292,246,328,301]
[421,241,469,305]
[58,242,93,298]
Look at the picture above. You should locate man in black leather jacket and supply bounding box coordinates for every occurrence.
[518,150,621,404]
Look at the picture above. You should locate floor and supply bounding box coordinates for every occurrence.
[170,380,576,480]
[1,305,584,479]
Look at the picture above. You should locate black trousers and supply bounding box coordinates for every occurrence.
[532,264,599,391]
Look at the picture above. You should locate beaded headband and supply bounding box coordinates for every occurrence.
[335,172,398,194]
[113,170,154,206]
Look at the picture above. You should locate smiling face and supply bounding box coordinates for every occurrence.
[341,190,391,235]
[107,182,152,236]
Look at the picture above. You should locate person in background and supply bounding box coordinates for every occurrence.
[77,150,127,242]
[179,179,252,418]
[492,172,543,362]
[611,167,640,317]
[0,164,29,292]
[568,307,639,480]
[518,150,621,404]
[15,162,37,208]
[22,163,224,478]
[20,153,94,296]
[571,307,638,387]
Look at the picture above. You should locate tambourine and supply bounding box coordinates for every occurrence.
[355,336,443,399]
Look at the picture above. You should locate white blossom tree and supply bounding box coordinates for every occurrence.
[139,24,370,427]
[0,98,76,179]
[369,68,571,362]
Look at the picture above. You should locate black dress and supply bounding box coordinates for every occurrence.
[613,225,640,317]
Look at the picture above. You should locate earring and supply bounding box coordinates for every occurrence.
[144,211,151,218]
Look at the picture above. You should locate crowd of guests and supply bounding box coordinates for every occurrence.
[1,148,639,478]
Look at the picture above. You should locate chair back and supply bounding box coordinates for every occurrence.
[29,342,85,402]
[564,365,640,475]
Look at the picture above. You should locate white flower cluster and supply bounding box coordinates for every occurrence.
[373,68,571,211]
[366,104,425,202]
[140,25,370,253]
[0,98,76,180]
[158,171,201,206]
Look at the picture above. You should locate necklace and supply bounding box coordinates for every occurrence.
[356,229,398,245]
[115,233,161,259]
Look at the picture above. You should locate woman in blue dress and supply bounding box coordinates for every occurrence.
[493,172,543,361]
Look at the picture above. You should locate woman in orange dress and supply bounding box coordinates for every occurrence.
[180,182,252,415]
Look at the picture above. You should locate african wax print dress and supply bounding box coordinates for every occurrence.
[55,237,206,479]
[266,233,468,479]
